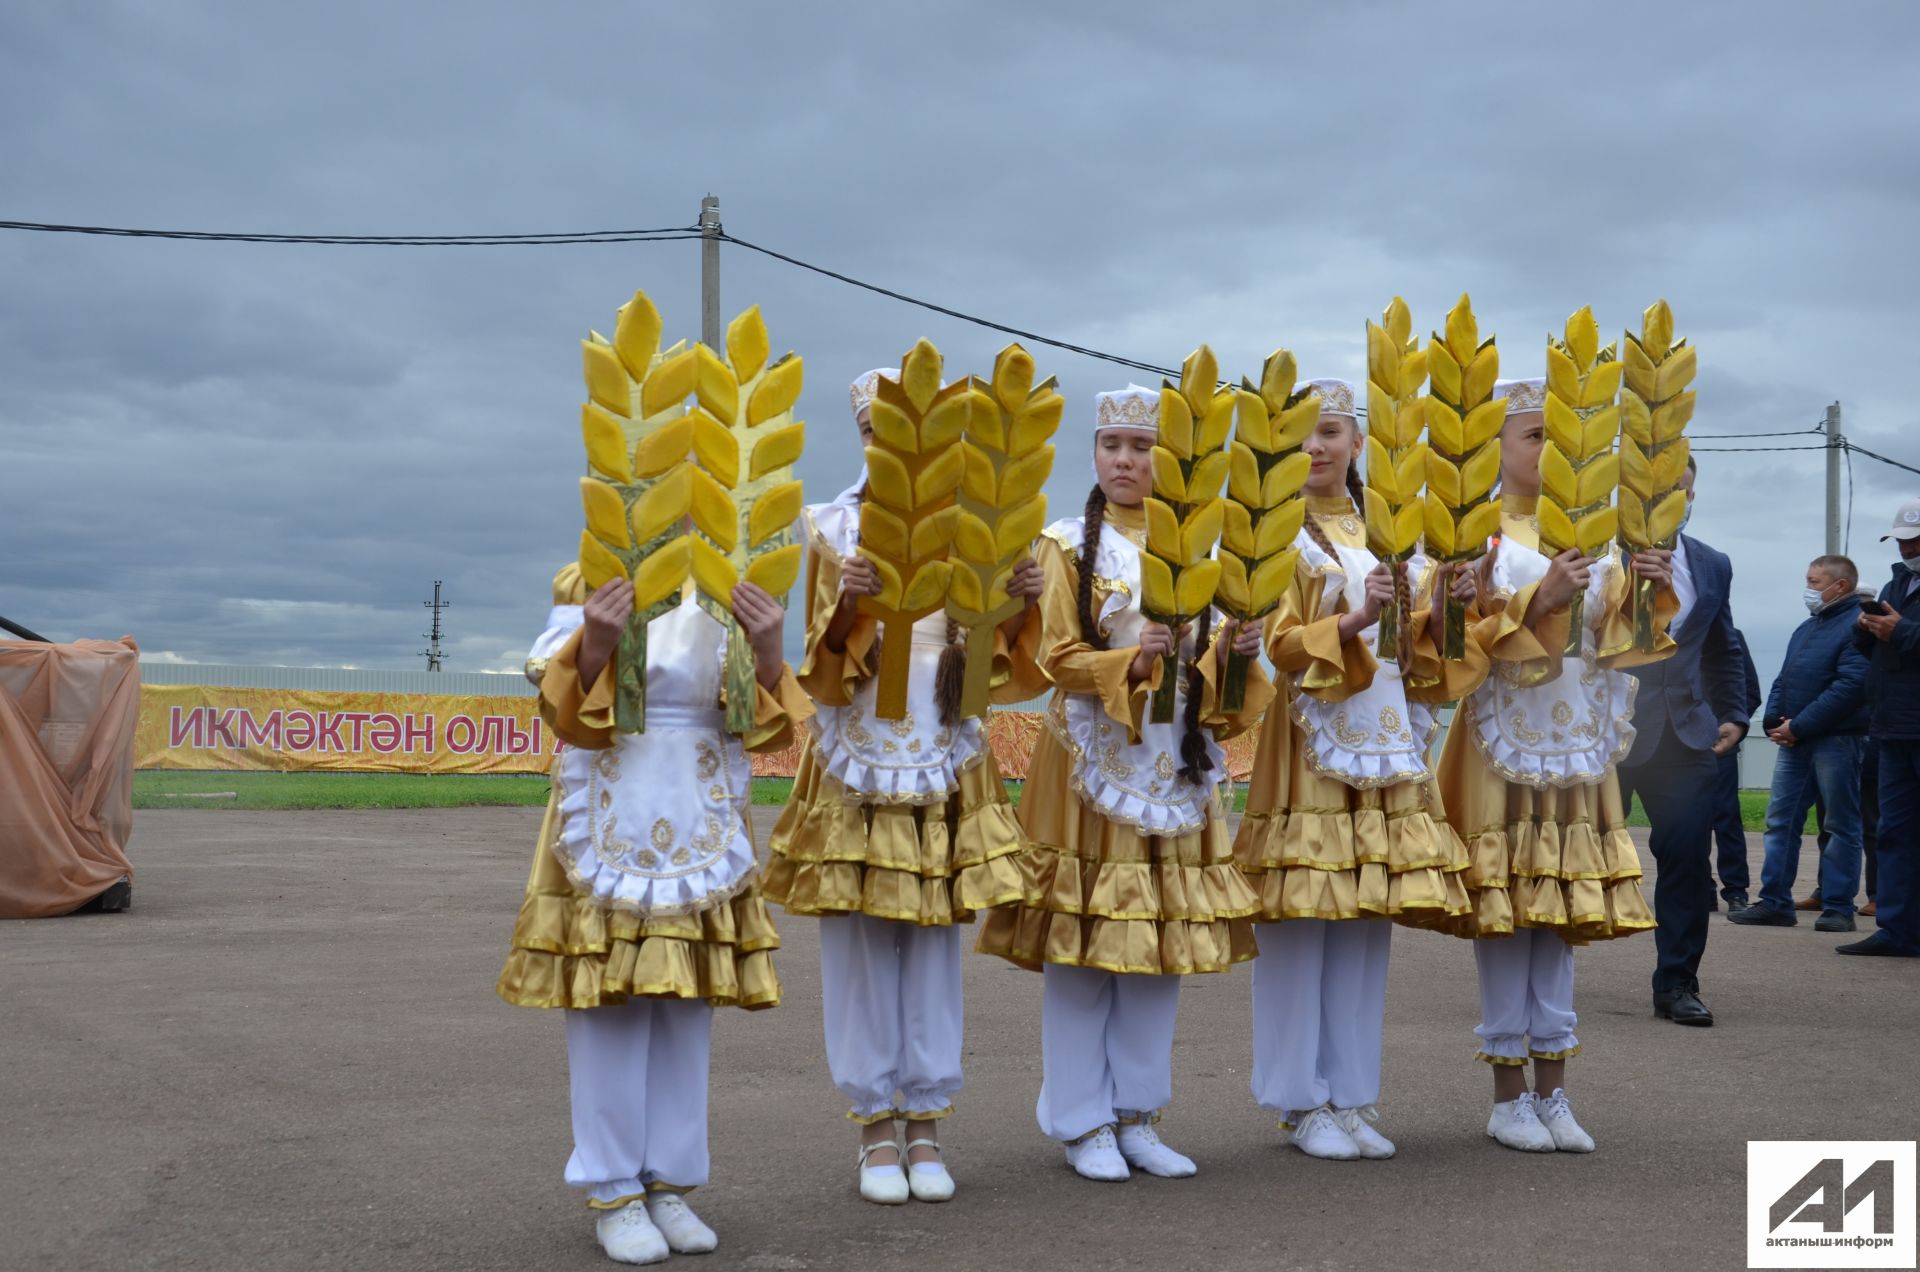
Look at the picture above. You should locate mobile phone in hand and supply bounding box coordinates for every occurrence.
[1861,599,1891,617]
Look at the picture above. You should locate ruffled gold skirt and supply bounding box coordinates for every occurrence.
[1435,721,1654,943]
[973,729,1259,975]
[763,742,1031,926]
[1231,708,1471,931]
[496,794,781,1011]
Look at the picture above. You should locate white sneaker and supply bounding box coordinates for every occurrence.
[644,1191,717,1254]
[1538,1088,1596,1152]
[857,1141,910,1205]
[1334,1108,1396,1159]
[594,1201,670,1265]
[1290,1107,1360,1161]
[1487,1092,1557,1153]
[1064,1125,1131,1181]
[904,1138,955,1202]
[1116,1122,1197,1178]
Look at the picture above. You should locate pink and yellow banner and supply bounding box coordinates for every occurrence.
[136,684,557,775]
[137,684,1262,781]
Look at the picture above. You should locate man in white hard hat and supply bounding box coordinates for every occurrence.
[1840,496,1920,957]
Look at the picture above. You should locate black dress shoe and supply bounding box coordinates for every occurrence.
[1728,905,1796,927]
[1653,989,1714,1026]
[1836,934,1920,957]
[1725,891,1750,913]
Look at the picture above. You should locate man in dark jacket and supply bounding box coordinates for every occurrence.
[1730,555,1869,931]
[1617,462,1750,1025]
[1839,499,1920,957]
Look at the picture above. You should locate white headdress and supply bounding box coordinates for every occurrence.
[1093,384,1160,434]
[849,367,894,418]
[1305,377,1360,432]
[1494,377,1546,414]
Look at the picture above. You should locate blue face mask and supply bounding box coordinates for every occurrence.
[1675,496,1693,536]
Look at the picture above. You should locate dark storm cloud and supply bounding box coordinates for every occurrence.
[4,0,1918,680]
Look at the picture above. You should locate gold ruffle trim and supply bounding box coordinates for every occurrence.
[1231,803,1471,930]
[763,745,1033,926]
[1438,730,1653,943]
[496,884,782,1011]
[845,1104,956,1125]
[974,731,1258,975]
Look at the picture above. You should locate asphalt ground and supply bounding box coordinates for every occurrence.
[3,808,1914,1271]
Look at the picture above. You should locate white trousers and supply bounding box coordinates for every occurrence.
[563,998,713,1204]
[1035,964,1183,1142]
[819,913,964,1121]
[1250,918,1390,1119]
[1472,929,1578,1062]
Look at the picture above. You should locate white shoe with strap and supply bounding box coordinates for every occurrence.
[644,1191,717,1254]
[1538,1088,1596,1152]
[594,1200,670,1265]
[857,1140,910,1205]
[1116,1122,1197,1177]
[904,1139,955,1201]
[1487,1091,1557,1153]
[1334,1107,1396,1160]
[1290,1106,1360,1161]
[1063,1125,1131,1181]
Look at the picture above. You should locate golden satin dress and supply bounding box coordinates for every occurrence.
[1231,496,1487,930]
[974,501,1274,975]
[1434,494,1675,942]
[761,502,1041,927]
[496,566,812,1012]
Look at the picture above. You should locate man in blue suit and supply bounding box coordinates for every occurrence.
[1616,462,1751,1026]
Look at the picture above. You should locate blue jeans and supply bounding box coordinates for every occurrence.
[1757,734,1865,916]
[1875,740,1920,952]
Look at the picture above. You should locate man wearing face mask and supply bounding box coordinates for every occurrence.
[1615,459,1750,1026]
[1729,555,1868,932]
[1838,498,1920,957]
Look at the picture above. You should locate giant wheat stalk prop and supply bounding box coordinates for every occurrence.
[576,291,702,734]
[1618,299,1696,652]
[1364,297,1430,663]
[679,308,808,733]
[1540,305,1623,653]
[1217,350,1315,712]
[1143,346,1232,724]
[1422,294,1504,660]
[948,344,1060,718]
[858,339,968,719]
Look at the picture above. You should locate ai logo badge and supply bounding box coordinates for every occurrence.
[1747,1141,1916,1268]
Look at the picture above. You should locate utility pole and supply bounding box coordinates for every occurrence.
[1825,400,1843,554]
[421,580,449,671]
[699,195,722,349]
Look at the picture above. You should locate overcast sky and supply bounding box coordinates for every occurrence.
[5,1,1917,687]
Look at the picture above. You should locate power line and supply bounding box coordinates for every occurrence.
[1689,426,1824,439]
[0,218,703,245]
[714,230,1184,380]
[1690,444,1830,453]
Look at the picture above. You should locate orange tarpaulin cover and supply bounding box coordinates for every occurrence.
[0,637,139,918]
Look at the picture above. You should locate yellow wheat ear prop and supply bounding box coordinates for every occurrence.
[1364,297,1430,662]
[677,305,808,733]
[947,343,1061,718]
[1617,299,1696,651]
[1540,305,1623,653]
[575,288,702,734]
[1422,293,1505,660]
[1218,349,1316,712]
[857,339,969,720]
[1143,345,1232,724]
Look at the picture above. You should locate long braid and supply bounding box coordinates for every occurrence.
[1077,484,1109,650]
[1177,607,1215,785]
[935,617,967,728]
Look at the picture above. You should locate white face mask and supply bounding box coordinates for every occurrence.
[1900,556,1920,575]
[1675,495,1694,535]
[1803,587,1830,614]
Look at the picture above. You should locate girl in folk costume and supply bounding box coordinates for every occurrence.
[498,565,810,1264]
[1232,377,1485,1162]
[976,385,1272,1183]
[764,368,1044,1205]
[1435,377,1675,1152]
